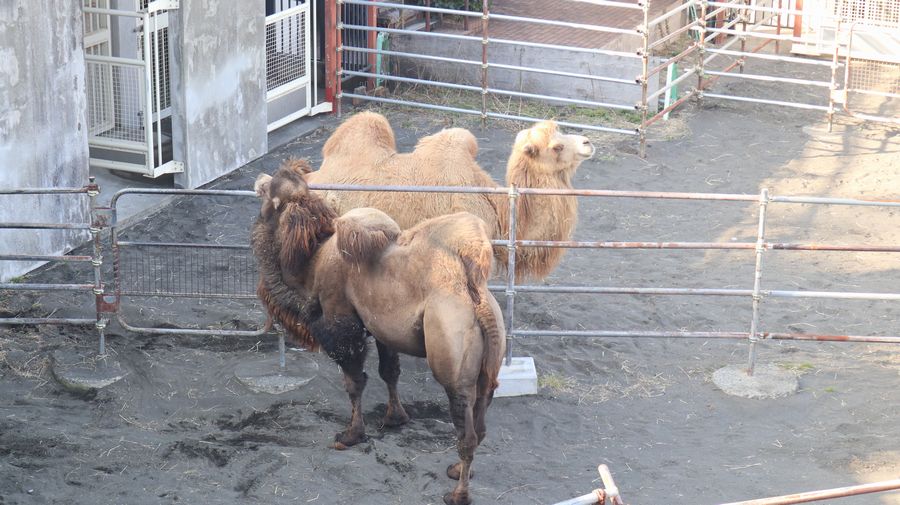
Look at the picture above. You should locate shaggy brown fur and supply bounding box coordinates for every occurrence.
[307,111,594,281]
[252,161,505,505]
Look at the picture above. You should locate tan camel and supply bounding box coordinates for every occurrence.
[306,111,595,281]
[252,160,506,505]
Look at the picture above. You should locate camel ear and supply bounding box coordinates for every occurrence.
[271,196,282,210]
[522,143,539,157]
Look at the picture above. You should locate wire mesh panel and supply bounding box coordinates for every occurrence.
[846,57,900,117]
[266,5,309,94]
[836,0,900,27]
[341,2,370,75]
[117,244,258,299]
[85,60,147,145]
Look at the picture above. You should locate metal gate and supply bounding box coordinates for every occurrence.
[266,0,331,132]
[83,0,183,178]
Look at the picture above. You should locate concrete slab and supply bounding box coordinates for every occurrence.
[234,352,320,395]
[712,363,799,399]
[50,348,127,392]
[495,356,538,398]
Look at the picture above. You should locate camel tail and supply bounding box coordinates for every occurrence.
[458,231,503,393]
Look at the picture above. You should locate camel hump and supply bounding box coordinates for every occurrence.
[415,127,478,159]
[334,207,402,263]
[322,111,397,158]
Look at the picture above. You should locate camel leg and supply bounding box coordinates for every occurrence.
[376,341,410,428]
[443,389,477,505]
[317,318,370,450]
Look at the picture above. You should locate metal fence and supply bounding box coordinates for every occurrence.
[333,0,900,157]
[0,180,109,353]
[4,181,899,372]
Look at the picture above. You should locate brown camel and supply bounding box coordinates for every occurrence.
[251,160,506,505]
[306,111,595,281]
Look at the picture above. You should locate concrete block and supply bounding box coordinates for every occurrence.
[234,352,319,395]
[494,356,538,398]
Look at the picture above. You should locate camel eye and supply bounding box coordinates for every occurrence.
[552,144,564,153]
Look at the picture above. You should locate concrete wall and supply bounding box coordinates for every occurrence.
[0,0,90,282]
[391,35,661,108]
[170,0,268,189]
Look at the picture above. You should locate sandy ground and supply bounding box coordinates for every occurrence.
[2,56,900,505]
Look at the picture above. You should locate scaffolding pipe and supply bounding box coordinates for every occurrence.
[705,70,832,88]
[702,92,831,111]
[649,0,697,27]
[747,189,769,375]
[504,185,518,365]
[648,67,698,102]
[718,478,900,505]
[706,48,838,66]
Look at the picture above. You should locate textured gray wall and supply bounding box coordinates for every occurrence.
[171,0,267,189]
[0,0,90,281]
[391,35,661,108]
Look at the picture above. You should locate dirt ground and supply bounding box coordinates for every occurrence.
[2,59,900,504]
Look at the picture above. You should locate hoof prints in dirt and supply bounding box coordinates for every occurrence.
[167,439,232,467]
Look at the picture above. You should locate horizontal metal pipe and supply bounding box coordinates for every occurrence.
[707,48,838,67]
[490,12,639,36]
[649,20,701,51]
[117,314,267,337]
[649,43,699,78]
[842,110,900,126]
[343,0,482,17]
[117,241,250,250]
[649,0,696,27]
[118,291,258,300]
[550,491,605,505]
[488,285,753,296]
[847,88,900,100]
[569,0,644,9]
[340,92,483,117]
[82,6,142,17]
[339,94,639,135]
[0,222,92,230]
[342,45,480,67]
[701,92,831,112]
[765,333,900,344]
[704,26,807,44]
[265,3,308,24]
[718,478,900,505]
[0,187,89,195]
[512,330,750,339]
[645,89,697,127]
[705,70,831,88]
[771,193,900,207]
[648,68,698,102]
[487,87,637,111]
[341,23,480,43]
[767,290,900,301]
[110,188,255,208]
[0,318,97,326]
[0,254,92,262]
[84,54,145,67]
[509,239,900,253]
[706,1,804,16]
[489,37,639,59]
[342,69,481,92]
[0,283,94,292]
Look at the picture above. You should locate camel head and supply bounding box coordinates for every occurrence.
[508,121,594,183]
[257,158,337,272]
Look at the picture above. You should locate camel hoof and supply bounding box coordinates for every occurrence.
[331,431,367,450]
[382,411,410,428]
[443,491,471,505]
[446,463,473,481]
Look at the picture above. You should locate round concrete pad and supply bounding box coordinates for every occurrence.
[51,349,127,391]
[234,352,320,394]
[713,363,799,399]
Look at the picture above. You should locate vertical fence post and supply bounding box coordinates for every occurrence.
[141,10,156,176]
[747,188,769,375]
[697,0,707,95]
[88,177,107,356]
[480,0,489,128]
[638,0,651,158]
[827,19,842,132]
[336,0,344,117]
[504,184,519,365]
[367,0,378,90]
[776,0,783,53]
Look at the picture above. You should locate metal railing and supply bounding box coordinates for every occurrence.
[302,182,900,376]
[333,0,899,156]
[0,179,109,354]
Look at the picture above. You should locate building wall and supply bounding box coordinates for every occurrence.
[170,0,268,189]
[0,0,90,281]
